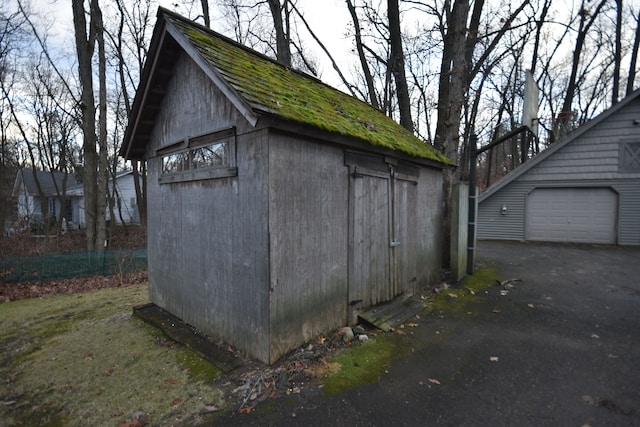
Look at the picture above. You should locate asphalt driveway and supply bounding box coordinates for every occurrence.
[214,241,640,426]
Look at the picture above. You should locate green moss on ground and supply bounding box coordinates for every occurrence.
[428,268,500,314]
[322,334,411,396]
[320,268,500,396]
[0,284,224,427]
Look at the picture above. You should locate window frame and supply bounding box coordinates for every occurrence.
[619,140,640,173]
[158,127,237,184]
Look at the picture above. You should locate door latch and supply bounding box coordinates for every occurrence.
[390,241,401,248]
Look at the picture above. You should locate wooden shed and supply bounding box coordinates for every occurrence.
[478,89,640,246]
[121,9,452,363]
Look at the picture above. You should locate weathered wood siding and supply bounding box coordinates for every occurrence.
[145,53,272,362]
[478,97,640,246]
[414,165,444,286]
[348,169,392,309]
[142,51,447,364]
[267,132,349,363]
[345,152,443,320]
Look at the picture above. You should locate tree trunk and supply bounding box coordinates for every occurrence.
[72,0,99,251]
[95,0,109,249]
[530,0,552,73]
[557,0,607,134]
[612,0,622,105]
[346,0,379,109]
[201,0,210,27]
[628,9,640,95]
[113,0,148,228]
[387,0,412,131]
[267,0,291,66]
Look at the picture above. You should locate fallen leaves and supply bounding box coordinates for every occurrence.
[427,378,441,385]
[0,271,148,303]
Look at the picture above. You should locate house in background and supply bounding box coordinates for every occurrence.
[65,170,141,226]
[12,169,83,228]
[478,89,640,246]
[120,8,453,363]
[12,168,141,230]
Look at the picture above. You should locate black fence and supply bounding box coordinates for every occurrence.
[0,248,147,283]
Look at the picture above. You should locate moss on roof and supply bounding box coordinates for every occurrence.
[163,10,451,165]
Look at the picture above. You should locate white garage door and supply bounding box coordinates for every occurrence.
[526,188,617,244]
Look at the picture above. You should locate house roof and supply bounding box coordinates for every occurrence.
[12,169,82,198]
[120,8,452,166]
[480,88,640,201]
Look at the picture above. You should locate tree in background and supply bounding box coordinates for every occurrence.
[72,0,110,251]
[0,2,25,234]
[0,0,638,261]
[388,0,412,131]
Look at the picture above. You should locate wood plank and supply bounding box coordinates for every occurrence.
[358,295,426,332]
[133,303,242,373]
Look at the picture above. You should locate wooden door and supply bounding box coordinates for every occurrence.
[348,169,392,309]
[392,176,419,296]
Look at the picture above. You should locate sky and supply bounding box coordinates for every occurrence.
[37,0,356,90]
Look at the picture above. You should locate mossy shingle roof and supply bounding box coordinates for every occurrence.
[123,8,451,165]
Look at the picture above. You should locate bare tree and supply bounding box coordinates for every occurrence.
[201,0,211,27]
[267,0,291,66]
[108,0,153,229]
[627,5,640,95]
[0,2,26,233]
[346,0,379,109]
[556,0,607,135]
[612,0,622,104]
[387,0,412,131]
[72,0,109,251]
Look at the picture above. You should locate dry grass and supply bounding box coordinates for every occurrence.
[0,284,225,426]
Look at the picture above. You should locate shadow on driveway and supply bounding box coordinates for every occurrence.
[214,241,640,426]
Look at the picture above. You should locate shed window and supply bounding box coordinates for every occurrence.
[620,141,640,173]
[158,127,237,183]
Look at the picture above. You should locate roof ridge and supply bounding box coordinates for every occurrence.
[158,7,324,85]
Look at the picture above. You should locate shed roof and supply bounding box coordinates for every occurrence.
[480,88,640,201]
[121,8,451,166]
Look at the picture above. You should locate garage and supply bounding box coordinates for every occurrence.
[477,90,640,247]
[525,188,618,244]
